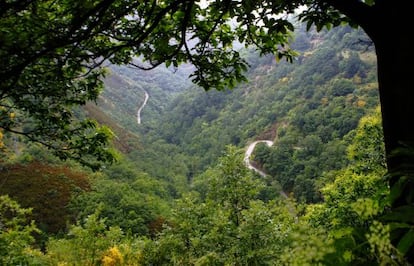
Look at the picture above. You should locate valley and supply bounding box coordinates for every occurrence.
[0,22,393,265]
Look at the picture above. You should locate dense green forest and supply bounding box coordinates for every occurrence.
[0,21,409,265]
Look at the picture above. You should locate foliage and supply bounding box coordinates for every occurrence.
[70,172,171,237]
[281,109,407,265]
[0,129,4,151]
[347,107,386,171]
[0,0,362,168]
[383,147,414,262]
[143,146,294,265]
[1,0,413,262]
[0,162,91,237]
[0,195,42,266]
[101,246,124,266]
[45,209,124,265]
[41,208,147,265]
[82,102,141,154]
[0,2,115,169]
[127,139,190,196]
[155,25,378,183]
[246,36,376,202]
[279,222,336,266]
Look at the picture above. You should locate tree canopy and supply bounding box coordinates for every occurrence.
[1,0,413,260]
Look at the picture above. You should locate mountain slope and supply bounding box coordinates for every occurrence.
[142,24,380,202]
[84,23,379,203]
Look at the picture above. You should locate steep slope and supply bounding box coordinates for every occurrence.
[99,62,192,133]
[148,24,380,202]
[83,24,380,203]
[88,62,194,190]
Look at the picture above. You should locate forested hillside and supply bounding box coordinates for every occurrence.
[149,24,379,202]
[1,23,404,265]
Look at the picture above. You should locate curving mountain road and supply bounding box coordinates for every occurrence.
[244,140,274,176]
[137,90,149,125]
[244,140,288,199]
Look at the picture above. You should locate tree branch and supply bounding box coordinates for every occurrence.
[321,0,376,34]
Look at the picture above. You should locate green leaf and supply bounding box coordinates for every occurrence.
[382,205,414,223]
[397,229,414,255]
[306,20,313,31]
[388,175,408,204]
[389,222,412,231]
[364,0,375,6]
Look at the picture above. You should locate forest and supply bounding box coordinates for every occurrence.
[1,0,413,265]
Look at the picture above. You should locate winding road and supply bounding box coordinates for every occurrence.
[244,140,288,199]
[134,89,287,198]
[244,140,274,176]
[137,90,149,125]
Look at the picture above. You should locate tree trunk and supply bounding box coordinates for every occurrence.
[376,37,414,265]
[361,2,414,261]
[375,31,414,194]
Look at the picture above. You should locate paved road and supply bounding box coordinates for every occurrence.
[244,140,274,176]
[137,91,149,124]
[244,140,288,199]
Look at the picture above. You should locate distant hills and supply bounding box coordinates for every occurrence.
[87,23,379,203]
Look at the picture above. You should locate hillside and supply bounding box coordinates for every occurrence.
[54,22,381,205]
[0,22,392,265]
[124,24,379,202]
[82,24,380,204]
[99,61,193,133]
